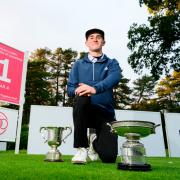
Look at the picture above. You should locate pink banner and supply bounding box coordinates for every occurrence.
[0,42,24,105]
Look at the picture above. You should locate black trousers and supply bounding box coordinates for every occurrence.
[73,96,118,163]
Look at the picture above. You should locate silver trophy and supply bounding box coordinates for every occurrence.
[40,126,72,162]
[108,120,160,171]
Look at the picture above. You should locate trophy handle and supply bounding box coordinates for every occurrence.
[107,123,117,134]
[40,127,48,143]
[152,124,161,133]
[62,127,72,143]
[154,124,161,128]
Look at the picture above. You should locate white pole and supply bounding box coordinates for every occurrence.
[15,51,28,154]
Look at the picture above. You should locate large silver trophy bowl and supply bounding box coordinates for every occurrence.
[108,120,160,171]
[40,126,72,162]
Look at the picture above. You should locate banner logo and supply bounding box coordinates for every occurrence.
[0,111,8,135]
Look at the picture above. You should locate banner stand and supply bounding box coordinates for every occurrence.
[15,51,28,154]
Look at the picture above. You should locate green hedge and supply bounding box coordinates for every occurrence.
[7,124,29,150]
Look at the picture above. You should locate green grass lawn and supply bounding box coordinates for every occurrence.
[0,151,180,180]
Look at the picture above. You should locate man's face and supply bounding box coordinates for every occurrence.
[85,33,105,52]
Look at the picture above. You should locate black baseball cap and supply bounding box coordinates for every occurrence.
[85,28,105,40]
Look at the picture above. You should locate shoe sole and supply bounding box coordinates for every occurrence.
[72,161,87,164]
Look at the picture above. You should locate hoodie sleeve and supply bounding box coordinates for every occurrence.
[67,61,79,97]
[93,59,122,94]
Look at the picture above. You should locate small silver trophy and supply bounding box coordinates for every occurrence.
[40,126,72,162]
[108,120,160,171]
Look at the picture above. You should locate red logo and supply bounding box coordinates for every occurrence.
[0,111,8,135]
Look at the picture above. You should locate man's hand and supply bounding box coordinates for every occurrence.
[75,83,96,96]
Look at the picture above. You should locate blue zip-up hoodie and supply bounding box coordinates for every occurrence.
[67,54,122,116]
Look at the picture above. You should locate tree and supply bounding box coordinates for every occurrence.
[131,75,157,109]
[132,75,157,103]
[49,48,64,105]
[139,0,180,15]
[47,48,78,106]
[113,76,132,109]
[23,48,53,124]
[156,71,180,111]
[131,98,162,111]
[59,48,77,106]
[79,52,86,59]
[127,0,180,79]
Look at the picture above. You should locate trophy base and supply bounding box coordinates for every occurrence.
[117,163,151,171]
[44,150,63,162]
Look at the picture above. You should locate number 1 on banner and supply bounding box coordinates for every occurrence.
[0,59,11,83]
